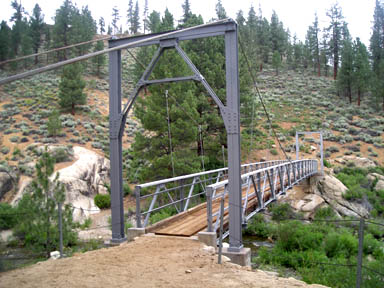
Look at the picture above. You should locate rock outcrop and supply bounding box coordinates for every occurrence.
[53,146,110,222]
[0,171,13,199]
[309,174,370,218]
[334,156,376,169]
[367,173,384,191]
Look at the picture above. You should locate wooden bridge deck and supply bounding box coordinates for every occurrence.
[147,185,274,237]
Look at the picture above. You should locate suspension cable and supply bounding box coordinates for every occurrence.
[238,36,292,162]
[165,90,175,177]
[0,36,111,66]
[249,90,256,161]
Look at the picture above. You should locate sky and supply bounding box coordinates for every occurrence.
[0,0,377,46]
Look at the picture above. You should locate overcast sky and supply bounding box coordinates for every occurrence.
[0,0,376,46]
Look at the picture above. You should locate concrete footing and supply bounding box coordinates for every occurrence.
[198,231,217,247]
[127,228,145,241]
[221,247,251,267]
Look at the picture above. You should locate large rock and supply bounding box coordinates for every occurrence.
[335,156,376,169]
[310,174,370,218]
[52,146,110,222]
[367,173,384,191]
[0,171,14,199]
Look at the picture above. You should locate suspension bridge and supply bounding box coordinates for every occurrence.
[0,18,324,265]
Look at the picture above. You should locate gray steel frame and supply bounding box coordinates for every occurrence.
[295,131,324,175]
[108,19,243,250]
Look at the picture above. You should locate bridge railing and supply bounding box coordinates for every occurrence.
[205,159,318,236]
[134,160,288,228]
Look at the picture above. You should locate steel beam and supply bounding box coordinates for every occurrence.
[225,26,242,252]
[109,49,126,243]
[109,20,236,48]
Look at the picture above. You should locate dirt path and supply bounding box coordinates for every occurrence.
[0,236,327,288]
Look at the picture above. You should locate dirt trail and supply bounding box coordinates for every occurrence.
[0,236,327,288]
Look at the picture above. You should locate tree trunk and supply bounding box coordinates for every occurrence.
[348,86,352,104]
[333,63,337,80]
[71,103,75,115]
[259,63,263,72]
[357,89,361,106]
[317,61,321,77]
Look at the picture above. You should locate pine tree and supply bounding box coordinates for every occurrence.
[215,0,227,20]
[292,35,303,71]
[306,13,321,76]
[320,34,330,77]
[337,34,354,103]
[326,3,344,80]
[148,11,161,33]
[107,24,112,35]
[370,0,384,76]
[143,0,149,33]
[71,6,96,56]
[47,110,63,137]
[160,9,174,32]
[370,0,384,110]
[127,0,134,34]
[180,0,192,27]
[9,0,24,56]
[112,6,120,35]
[132,1,141,34]
[0,21,11,61]
[272,50,282,75]
[53,0,75,60]
[270,10,287,60]
[58,62,86,115]
[30,4,45,64]
[353,38,371,106]
[92,40,106,77]
[99,17,105,34]
[15,149,77,257]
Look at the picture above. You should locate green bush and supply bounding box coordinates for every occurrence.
[244,214,277,238]
[0,203,18,229]
[270,148,278,155]
[276,221,323,252]
[52,148,71,163]
[270,203,296,221]
[123,183,132,196]
[149,207,176,224]
[323,159,331,168]
[314,207,335,220]
[324,231,358,259]
[94,194,111,209]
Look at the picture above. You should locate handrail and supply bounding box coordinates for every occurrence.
[134,160,288,228]
[205,159,319,235]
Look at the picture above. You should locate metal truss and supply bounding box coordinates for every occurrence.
[205,159,319,240]
[134,160,287,228]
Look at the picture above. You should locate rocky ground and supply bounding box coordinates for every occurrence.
[0,235,327,288]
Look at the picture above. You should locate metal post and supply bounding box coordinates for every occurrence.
[295,132,299,160]
[218,195,225,264]
[206,187,213,232]
[58,202,63,258]
[109,48,126,243]
[356,218,364,288]
[225,26,242,252]
[179,179,185,211]
[320,132,324,175]
[135,186,142,228]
